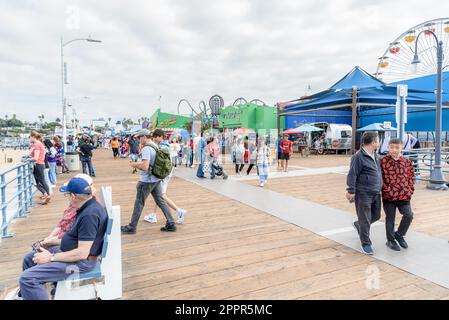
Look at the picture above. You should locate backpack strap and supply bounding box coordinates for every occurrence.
[144,142,159,172]
[145,141,159,151]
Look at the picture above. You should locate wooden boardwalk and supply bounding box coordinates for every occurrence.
[1,149,449,299]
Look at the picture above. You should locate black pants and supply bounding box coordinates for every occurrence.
[33,163,50,195]
[355,192,381,245]
[235,164,244,174]
[112,148,119,158]
[246,164,255,175]
[383,200,413,241]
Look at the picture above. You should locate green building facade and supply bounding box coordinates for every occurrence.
[149,109,190,130]
[218,103,280,131]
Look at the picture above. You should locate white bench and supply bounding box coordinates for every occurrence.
[54,186,122,300]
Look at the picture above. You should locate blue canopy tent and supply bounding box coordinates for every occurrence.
[278,66,448,151]
[281,67,439,113]
[357,123,397,132]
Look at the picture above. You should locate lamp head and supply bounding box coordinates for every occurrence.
[411,53,421,65]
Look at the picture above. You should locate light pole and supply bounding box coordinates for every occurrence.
[61,36,101,151]
[411,30,447,190]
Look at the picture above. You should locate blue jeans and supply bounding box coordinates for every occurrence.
[20,246,97,300]
[196,163,204,177]
[48,162,57,185]
[257,163,269,183]
[81,156,95,176]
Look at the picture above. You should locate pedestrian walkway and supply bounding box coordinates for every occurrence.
[228,165,349,181]
[175,167,449,290]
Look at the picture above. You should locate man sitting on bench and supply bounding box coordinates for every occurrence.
[18,176,108,300]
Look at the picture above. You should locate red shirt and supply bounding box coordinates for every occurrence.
[381,154,415,202]
[56,204,78,238]
[207,142,219,158]
[280,139,292,154]
[31,141,46,165]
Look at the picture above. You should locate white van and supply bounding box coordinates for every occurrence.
[310,122,352,152]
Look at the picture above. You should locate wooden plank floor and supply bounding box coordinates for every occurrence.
[1,149,449,299]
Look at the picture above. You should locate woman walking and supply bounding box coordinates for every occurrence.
[29,132,51,204]
[43,139,58,186]
[256,139,271,187]
[246,140,257,175]
[111,137,120,158]
[233,138,245,176]
[170,139,181,168]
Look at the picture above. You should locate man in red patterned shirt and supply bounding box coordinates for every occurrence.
[380,138,415,251]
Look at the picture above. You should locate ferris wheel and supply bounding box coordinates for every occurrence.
[375,17,449,84]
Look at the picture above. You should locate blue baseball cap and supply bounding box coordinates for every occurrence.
[59,177,92,195]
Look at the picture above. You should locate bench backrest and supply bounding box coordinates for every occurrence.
[97,186,122,299]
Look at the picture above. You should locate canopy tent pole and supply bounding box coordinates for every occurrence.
[351,86,358,154]
[276,103,281,137]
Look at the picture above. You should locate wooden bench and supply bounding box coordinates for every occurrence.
[54,186,122,300]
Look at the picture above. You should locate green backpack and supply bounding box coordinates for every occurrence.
[146,142,172,179]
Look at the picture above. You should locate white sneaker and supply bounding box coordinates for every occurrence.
[3,286,21,300]
[260,182,265,187]
[176,208,187,224]
[143,213,157,223]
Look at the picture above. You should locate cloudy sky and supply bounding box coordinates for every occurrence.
[0,0,447,124]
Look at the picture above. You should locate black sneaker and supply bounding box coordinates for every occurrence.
[394,232,408,249]
[386,240,401,251]
[121,225,136,234]
[361,244,374,255]
[352,221,360,235]
[210,176,215,179]
[160,224,177,232]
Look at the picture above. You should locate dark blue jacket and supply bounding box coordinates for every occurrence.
[346,148,382,195]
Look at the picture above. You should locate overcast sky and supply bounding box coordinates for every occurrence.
[0,0,447,124]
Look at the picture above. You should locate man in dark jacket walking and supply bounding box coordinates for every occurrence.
[346,131,382,255]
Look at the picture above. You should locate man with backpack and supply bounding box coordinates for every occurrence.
[121,129,176,234]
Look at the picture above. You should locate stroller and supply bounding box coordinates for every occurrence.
[211,160,228,179]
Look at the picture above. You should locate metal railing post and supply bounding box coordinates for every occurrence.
[17,166,24,217]
[23,163,29,214]
[28,162,34,208]
[1,174,13,238]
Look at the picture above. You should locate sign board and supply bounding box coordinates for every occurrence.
[395,85,408,124]
[397,84,408,97]
[209,94,224,116]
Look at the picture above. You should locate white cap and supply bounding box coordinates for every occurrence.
[61,173,94,188]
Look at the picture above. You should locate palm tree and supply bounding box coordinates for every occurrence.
[12,114,16,120]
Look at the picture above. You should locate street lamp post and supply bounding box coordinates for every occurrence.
[411,30,447,190]
[61,36,101,151]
